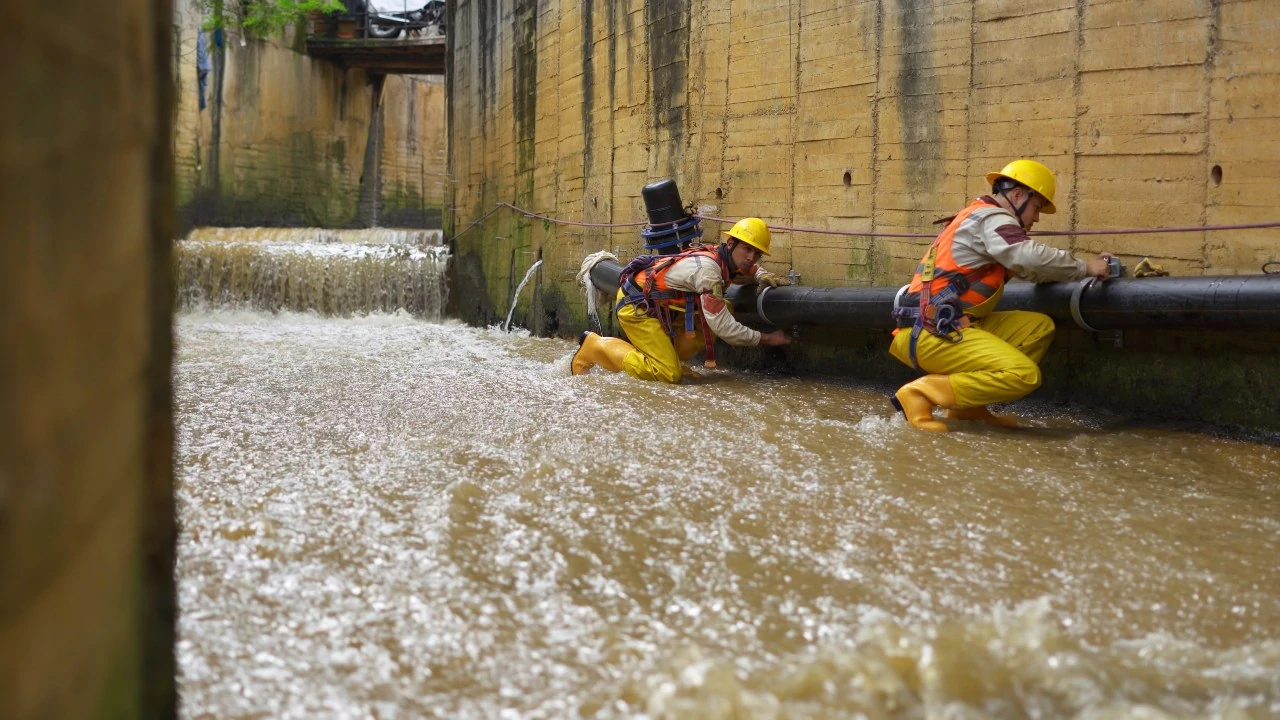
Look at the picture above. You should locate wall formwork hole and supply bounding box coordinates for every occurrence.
[843,170,852,186]
[1211,165,1223,186]
[715,187,723,200]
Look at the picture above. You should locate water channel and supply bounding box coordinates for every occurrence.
[174,230,1279,719]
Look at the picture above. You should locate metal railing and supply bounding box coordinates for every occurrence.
[316,1,446,40]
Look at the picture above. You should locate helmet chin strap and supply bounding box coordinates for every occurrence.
[719,240,745,277]
[1000,188,1033,229]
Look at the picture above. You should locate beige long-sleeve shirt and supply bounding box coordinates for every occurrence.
[954,197,1089,282]
[654,252,765,347]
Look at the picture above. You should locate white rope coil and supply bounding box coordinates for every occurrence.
[576,250,618,330]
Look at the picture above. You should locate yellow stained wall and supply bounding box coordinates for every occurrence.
[382,76,450,226]
[172,0,447,227]
[449,0,1280,323]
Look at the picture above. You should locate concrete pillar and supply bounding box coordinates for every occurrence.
[0,1,177,718]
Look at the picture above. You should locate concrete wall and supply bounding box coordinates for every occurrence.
[173,1,448,228]
[1,1,176,718]
[448,0,1280,431]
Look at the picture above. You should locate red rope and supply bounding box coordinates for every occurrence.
[452,202,1280,241]
[449,203,505,242]
[695,214,934,238]
[700,214,1280,238]
[497,201,649,228]
[1033,221,1280,237]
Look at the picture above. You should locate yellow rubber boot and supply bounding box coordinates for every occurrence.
[571,331,636,375]
[948,405,1018,428]
[891,374,956,432]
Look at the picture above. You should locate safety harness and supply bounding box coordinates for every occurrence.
[892,199,1010,372]
[616,247,731,368]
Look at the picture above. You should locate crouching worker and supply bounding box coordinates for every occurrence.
[890,159,1114,431]
[573,217,793,383]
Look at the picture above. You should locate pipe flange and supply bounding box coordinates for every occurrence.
[757,285,775,326]
[1070,277,1099,332]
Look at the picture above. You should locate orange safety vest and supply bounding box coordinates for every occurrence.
[617,248,732,366]
[893,198,1015,370]
[626,249,730,311]
[903,197,1012,317]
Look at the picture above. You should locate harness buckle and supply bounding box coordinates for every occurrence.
[927,303,969,342]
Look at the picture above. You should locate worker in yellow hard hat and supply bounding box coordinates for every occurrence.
[888,159,1115,430]
[573,217,793,383]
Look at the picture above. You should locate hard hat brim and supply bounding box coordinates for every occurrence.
[722,230,770,255]
[986,171,1056,214]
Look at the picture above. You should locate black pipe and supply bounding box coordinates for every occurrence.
[997,276,1280,330]
[588,257,625,297]
[588,259,1280,331]
[730,285,901,329]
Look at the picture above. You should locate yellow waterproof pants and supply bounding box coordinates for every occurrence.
[889,310,1055,407]
[615,289,704,383]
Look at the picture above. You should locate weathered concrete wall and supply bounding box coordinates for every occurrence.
[448,0,1280,431]
[381,75,450,228]
[172,1,447,228]
[1,0,176,718]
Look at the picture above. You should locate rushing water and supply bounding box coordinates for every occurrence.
[175,228,450,319]
[175,310,1280,720]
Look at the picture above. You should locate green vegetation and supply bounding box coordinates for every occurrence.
[196,0,347,36]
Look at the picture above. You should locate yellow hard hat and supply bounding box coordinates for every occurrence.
[721,217,771,255]
[986,159,1057,214]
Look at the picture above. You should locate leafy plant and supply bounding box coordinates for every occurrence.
[197,0,348,36]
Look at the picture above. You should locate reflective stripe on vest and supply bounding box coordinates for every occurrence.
[622,249,730,316]
[617,248,729,368]
[902,198,1013,319]
[631,249,728,301]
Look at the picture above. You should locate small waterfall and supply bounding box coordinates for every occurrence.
[503,259,543,331]
[175,228,450,320]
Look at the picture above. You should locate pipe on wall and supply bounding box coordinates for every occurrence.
[588,259,1280,332]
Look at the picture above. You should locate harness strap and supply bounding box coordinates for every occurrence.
[908,246,945,370]
[907,240,980,370]
[907,324,924,373]
[700,305,717,368]
[616,249,730,368]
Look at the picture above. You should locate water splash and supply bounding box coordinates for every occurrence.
[503,258,543,332]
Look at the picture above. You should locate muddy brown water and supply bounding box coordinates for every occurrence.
[175,310,1279,719]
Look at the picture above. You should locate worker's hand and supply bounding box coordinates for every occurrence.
[756,269,790,288]
[1085,252,1114,280]
[759,330,792,347]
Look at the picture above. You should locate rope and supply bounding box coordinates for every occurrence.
[694,214,933,238]
[448,203,504,242]
[498,201,650,228]
[1034,221,1280,237]
[451,201,1280,242]
[699,214,1280,239]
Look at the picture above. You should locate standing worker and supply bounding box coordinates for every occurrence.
[573,218,793,383]
[889,159,1114,430]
